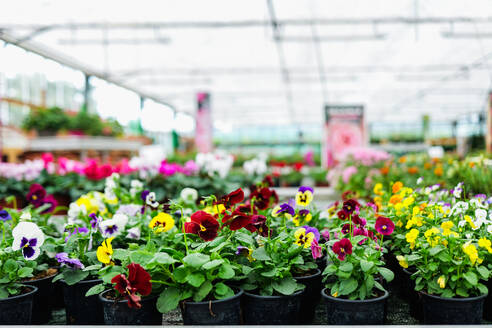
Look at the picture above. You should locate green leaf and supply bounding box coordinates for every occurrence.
[214,283,234,299]
[456,287,469,297]
[374,281,386,292]
[477,283,488,295]
[187,273,205,288]
[157,287,181,313]
[112,249,129,261]
[18,267,33,278]
[234,232,254,245]
[85,283,105,297]
[152,252,177,265]
[339,278,358,296]
[83,264,102,272]
[323,264,337,275]
[193,281,213,302]
[218,264,235,279]
[0,287,8,299]
[202,259,224,270]
[272,277,298,295]
[378,267,394,282]
[130,250,154,265]
[260,267,277,277]
[339,262,354,272]
[429,246,445,256]
[3,259,17,272]
[360,260,374,273]
[183,253,210,268]
[477,266,490,280]
[173,266,189,283]
[463,271,478,286]
[63,269,89,285]
[252,247,271,261]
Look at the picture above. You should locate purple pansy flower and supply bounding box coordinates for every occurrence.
[89,213,101,229]
[275,202,295,216]
[12,222,45,260]
[64,226,89,242]
[303,226,320,241]
[0,209,12,221]
[55,252,85,269]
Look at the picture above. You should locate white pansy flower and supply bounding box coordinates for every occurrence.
[12,222,45,260]
[99,214,128,238]
[126,227,141,240]
[20,212,31,221]
[451,201,469,215]
[130,180,144,197]
[180,188,198,204]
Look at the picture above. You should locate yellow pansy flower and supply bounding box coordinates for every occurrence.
[294,228,315,248]
[464,215,477,230]
[295,187,314,206]
[373,183,383,196]
[396,255,408,268]
[441,221,457,237]
[437,276,446,289]
[406,229,419,249]
[149,213,175,233]
[463,243,481,265]
[424,227,441,247]
[97,238,114,265]
[478,238,492,254]
[403,196,415,208]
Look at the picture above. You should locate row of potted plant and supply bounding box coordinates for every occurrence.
[0,173,400,325]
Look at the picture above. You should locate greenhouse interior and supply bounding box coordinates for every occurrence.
[0,0,492,326]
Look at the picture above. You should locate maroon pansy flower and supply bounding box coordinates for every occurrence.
[26,184,46,207]
[111,263,152,309]
[342,199,359,214]
[375,216,395,236]
[341,223,351,235]
[337,209,349,220]
[332,238,353,261]
[222,208,252,231]
[185,211,219,241]
[41,194,58,214]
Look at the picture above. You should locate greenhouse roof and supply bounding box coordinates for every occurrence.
[1,0,492,127]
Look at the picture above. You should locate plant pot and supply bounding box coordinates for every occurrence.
[321,287,389,325]
[484,279,492,321]
[316,255,328,273]
[401,268,422,320]
[0,285,38,324]
[242,289,304,325]
[98,290,161,325]
[62,279,104,325]
[23,269,57,324]
[53,277,65,309]
[180,288,243,325]
[420,291,487,324]
[295,269,322,324]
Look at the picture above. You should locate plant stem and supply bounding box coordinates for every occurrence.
[181,208,189,255]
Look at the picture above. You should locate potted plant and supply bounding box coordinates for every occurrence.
[400,197,490,324]
[21,106,71,136]
[0,219,46,324]
[320,199,395,325]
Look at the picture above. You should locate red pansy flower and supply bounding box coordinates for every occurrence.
[222,207,252,231]
[342,199,359,214]
[185,211,219,241]
[111,263,152,309]
[337,209,349,220]
[375,216,395,236]
[26,183,47,207]
[332,238,353,261]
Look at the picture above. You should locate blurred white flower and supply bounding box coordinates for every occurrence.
[181,188,198,204]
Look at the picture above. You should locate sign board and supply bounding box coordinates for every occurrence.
[195,92,213,153]
[323,104,365,167]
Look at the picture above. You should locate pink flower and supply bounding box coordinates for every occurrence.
[311,239,323,259]
[342,166,357,183]
[41,153,54,169]
[375,216,394,236]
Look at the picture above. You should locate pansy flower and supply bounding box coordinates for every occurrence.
[126,227,141,239]
[375,216,395,236]
[99,214,128,238]
[184,211,219,241]
[342,199,359,214]
[236,246,254,262]
[294,227,315,248]
[89,213,101,229]
[250,186,277,210]
[0,209,12,221]
[141,190,159,209]
[55,252,85,269]
[247,215,271,237]
[26,183,46,207]
[64,226,89,242]
[41,194,58,214]
[149,213,175,233]
[272,200,295,218]
[180,187,199,205]
[332,238,352,261]
[293,209,312,226]
[217,188,244,207]
[295,186,314,206]
[97,237,114,265]
[111,263,152,309]
[311,239,323,259]
[337,209,349,220]
[12,221,45,260]
[222,208,252,231]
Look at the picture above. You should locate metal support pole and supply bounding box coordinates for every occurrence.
[83,74,91,112]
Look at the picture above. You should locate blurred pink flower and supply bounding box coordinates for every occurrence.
[342,166,357,183]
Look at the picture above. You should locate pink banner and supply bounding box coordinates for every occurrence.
[195,92,213,153]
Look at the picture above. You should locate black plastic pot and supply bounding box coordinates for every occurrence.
[242,289,304,325]
[0,285,38,324]
[25,271,57,324]
[401,268,422,320]
[484,279,492,321]
[321,287,389,325]
[180,288,243,325]
[420,292,487,324]
[99,290,162,325]
[62,279,104,325]
[295,269,322,324]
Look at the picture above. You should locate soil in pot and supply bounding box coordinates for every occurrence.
[242,289,304,325]
[294,269,322,324]
[180,288,243,325]
[99,290,162,325]
[420,291,487,324]
[0,285,38,324]
[321,287,389,325]
[22,267,58,324]
[62,278,104,325]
